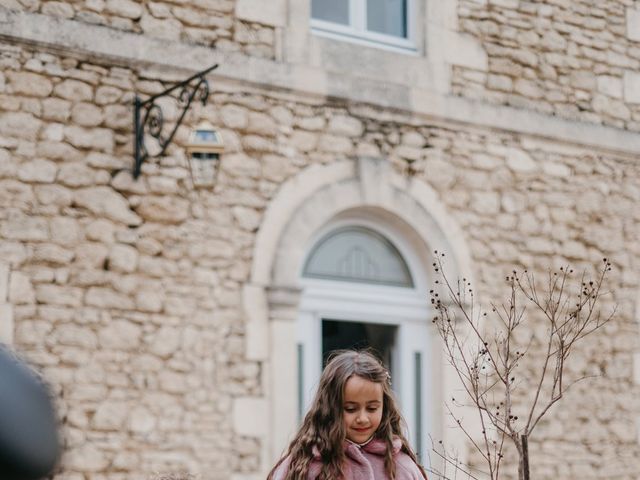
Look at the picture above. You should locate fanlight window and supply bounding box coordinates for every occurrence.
[303,226,414,287]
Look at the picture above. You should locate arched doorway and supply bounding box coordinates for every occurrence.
[297,217,431,459]
[244,157,474,473]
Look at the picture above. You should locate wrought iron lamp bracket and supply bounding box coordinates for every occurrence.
[133,64,219,179]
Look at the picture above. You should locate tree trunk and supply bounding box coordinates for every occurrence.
[519,434,530,480]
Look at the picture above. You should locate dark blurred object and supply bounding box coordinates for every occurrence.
[0,344,59,480]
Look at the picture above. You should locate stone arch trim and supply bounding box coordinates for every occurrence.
[241,157,474,472]
[251,157,473,288]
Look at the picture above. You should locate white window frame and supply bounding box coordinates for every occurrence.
[296,218,432,461]
[310,0,417,53]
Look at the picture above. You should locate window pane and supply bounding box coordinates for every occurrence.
[303,226,414,287]
[367,0,407,37]
[311,0,349,25]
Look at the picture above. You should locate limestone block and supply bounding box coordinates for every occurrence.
[43,123,64,142]
[92,400,129,430]
[136,237,162,256]
[136,195,189,223]
[542,161,571,177]
[318,134,353,154]
[296,116,325,130]
[95,85,123,105]
[623,70,640,103]
[570,70,596,90]
[109,171,147,195]
[85,287,134,309]
[488,0,518,6]
[597,75,623,99]
[247,111,277,136]
[236,0,285,26]
[526,237,556,254]
[41,1,75,18]
[106,0,143,18]
[107,243,138,273]
[103,104,130,129]
[56,162,96,188]
[71,102,104,127]
[147,175,179,194]
[140,14,182,40]
[400,131,425,148]
[0,147,15,178]
[0,242,27,268]
[290,130,318,152]
[540,30,567,51]
[592,94,631,120]
[0,304,14,344]
[159,370,187,393]
[34,244,75,265]
[514,78,543,98]
[17,158,57,183]
[220,104,249,129]
[328,115,364,137]
[86,152,127,169]
[65,445,109,472]
[0,112,42,140]
[505,148,538,173]
[85,219,115,243]
[135,289,163,312]
[626,8,640,42]
[483,73,509,91]
[112,451,140,470]
[127,406,156,433]
[36,285,83,307]
[149,326,181,357]
[232,206,261,231]
[64,126,114,152]
[164,295,196,315]
[269,105,293,127]
[1,215,49,241]
[34,185,73,207]
[98,319,142,349]
[54,79,93,101]
[8,271,35,305]
[470,191,500,214]
[74,186,142,225]
[233,397,267,436]
[6,72,53,97]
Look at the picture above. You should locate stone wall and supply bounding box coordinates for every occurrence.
[454,0,640,132]
[0,0,276,58]
[2,33,640,478]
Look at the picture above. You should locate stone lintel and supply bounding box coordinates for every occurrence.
[2,8,640,156]
[235,0,286,27]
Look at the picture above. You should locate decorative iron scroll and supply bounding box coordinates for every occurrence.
[133,64,218,178]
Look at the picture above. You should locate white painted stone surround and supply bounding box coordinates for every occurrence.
[0,262,12,344]
[2,7,640,156]
[245,157,475,473]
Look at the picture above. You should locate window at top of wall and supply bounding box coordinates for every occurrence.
[310,0,416,53]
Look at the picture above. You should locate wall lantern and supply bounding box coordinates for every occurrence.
[186,121,225,188]
[133,64,218,179]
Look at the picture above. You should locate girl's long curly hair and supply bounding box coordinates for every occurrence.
[267,349,428,480]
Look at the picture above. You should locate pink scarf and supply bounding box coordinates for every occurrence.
[272,437,426,480]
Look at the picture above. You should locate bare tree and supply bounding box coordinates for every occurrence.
[428,253,614,480]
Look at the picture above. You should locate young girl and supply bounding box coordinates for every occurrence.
[268,350,428,480]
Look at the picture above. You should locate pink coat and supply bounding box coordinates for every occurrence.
[271,438,426,480]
